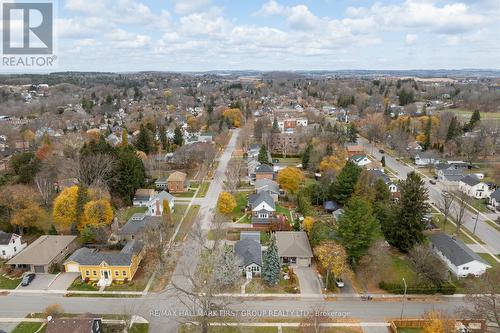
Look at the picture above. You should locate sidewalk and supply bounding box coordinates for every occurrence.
[0,288,144,295]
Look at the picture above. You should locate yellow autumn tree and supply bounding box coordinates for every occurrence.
[314,241,350,289]
[223,108,243,128]
[187,116,199,132]
[163,199,173,226]
[217,192,237,215]
[319,151,348,174]
[53,186,79,231]
[303,216,315,233]
[277,167,304,194]
[422,310,455,333]
[11,203,50,233]
[81,199,113,229]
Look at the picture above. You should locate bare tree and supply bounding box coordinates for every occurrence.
[299,306,329,333]
[34,163,57,207]
[224,159,242,193]
[438,190,454,232]
[454,191,469,237]
[75,153,117,187]
[459,266,500,327]
[141,218,173,276]
[408,245,447,285]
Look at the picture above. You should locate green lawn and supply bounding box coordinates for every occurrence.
[129,323,149,333]
[180,326,277,333]
[246,277,299,294]
[232,192,250,219]
[171,205,188,224]
[175,205,201,241]
[471,198,490,214]
[173,190,196,198]
[125,206,148,220]
[0,274,21,289]
[438,108,500,121]
[478,253,499,268]
[276,203,292,221]
[283,328,362,333]
[67,278,99,291]
[397,328,423,333]
[386,254,418,284]
[196,181,211,198]
[11,322,44,333]
[273,157,301,165]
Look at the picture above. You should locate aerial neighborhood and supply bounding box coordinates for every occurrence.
[0,70,498,333]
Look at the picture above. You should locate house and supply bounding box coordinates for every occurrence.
[7,235,78,273]
[255,164,274,181]
[0,231,27,259]
[414,154,437,167]
[459,175,491,199]
[275,231,313,267]
[116,214,161,241]
[46,317,102,333]
[437,169,465,187]
[133,190,174,216]
[271,132,301,155]
[488,188,500,210]
[254,179,280,202]
[234,238,262,277]
[346,145,364,157]
[154,177,168,190]
[350,154,371,167]
[249,191,276,226]
[407,141,422,151]
[369,170,399,196]
[167,171,188,192]
[247,144,261,158]
[429,233,491,278]
[64,240,145,287]
[133,189,156,206]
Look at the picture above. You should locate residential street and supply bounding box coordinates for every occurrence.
[358,137,500,256]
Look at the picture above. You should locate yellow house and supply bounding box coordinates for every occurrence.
[64,240,144,287]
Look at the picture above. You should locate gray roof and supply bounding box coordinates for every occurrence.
[275,231,313,258]
[490,188,500,200]
[369,169,393,185]
[7,235,77,266]
[0,231,13,245]
[255,179,279,194]
[234,239,262,267]
[460,175,481,186]
[255,164,274,173]
[429,233,490,267]
[118,215,161,236]
[250,191,275,211]
[440,169,465,181]
[65,240,144,266]
[240,231,261,244]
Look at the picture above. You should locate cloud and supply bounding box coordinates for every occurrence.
[106,29,151,49]
[174,0,211,14]
[406,34,417,45]
[256,1,319,30]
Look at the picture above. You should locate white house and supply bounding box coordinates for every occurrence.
[132,189,175,216]
[0,231,26,259]
[458,175,491,199]
[414,154,437,167]
[234,236,262,278]
[489,189,500,210]
[429,233,491,278]
[350,154,371,167]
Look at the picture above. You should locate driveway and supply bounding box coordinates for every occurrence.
[294,267,321,295]
[16,273,56,290]
[363,327,390,333]
[48,272,80,290]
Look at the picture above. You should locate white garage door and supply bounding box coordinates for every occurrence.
[66,263,80,272]
[297,258,310,267]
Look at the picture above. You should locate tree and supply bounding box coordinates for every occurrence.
[11,203,49,235]
[163,199,172,226]
[319,151,347,175]
[258,145,270,164]
[272,116,279,131]
[277,167,304,195]
[173,126,183,146]
[159,125,168,150]
[223,108,243,127]
[454,191,468,237]
[353,170,377,204]
[464,110,480,132]
[301,143,312,170]
[121,128,128,146]
[10,151,40,183]
[332,162,361,205]
[262,235,281,286]
[213,245,240,288]
[225,159,242,193]
[303,216,315,233]
[81,199,113,229]
[459,266,500,327]
[75,185,89,227]
[408,245,447,285]
[346,123,358,143]
[217,192,236,215]
[438,190,454,232]
[110,147,146,205]
[423,116,432,150]
[422,310,456,333]
[445,116,460,142]
[53,186,79,231]
[383,172,429,252]
[381,156,386,167]
[335,196,378,262]
[135,124,153,154]
[314,241,349,290]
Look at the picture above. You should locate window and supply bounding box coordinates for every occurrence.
[1,250,5,256]
[122,270,126,276]
[86,270,90,276]
[115,271,119,276]
[463,267,469,270]
[93,271,97,276]
[13,247,16,252]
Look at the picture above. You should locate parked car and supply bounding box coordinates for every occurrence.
[486,204,496,212]
[21,273,35,287]
[429,179,436,185]
[272,159,279,163]
[335,278,344,288]
[378,149,385,154]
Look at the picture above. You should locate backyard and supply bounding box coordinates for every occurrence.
[124,206,148,220]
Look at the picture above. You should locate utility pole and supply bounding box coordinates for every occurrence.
[400,277,407,319]
[473,211,479,234]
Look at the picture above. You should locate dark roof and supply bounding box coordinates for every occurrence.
[254,179,279,194]
[65,240,144,266]
[118,216,161,235]
[46,317,101,333]
[429,233,490,267]
[240,231,261,244]
[460,175,481,186]
[323,201,340,212]
[250,191,275,210]
[369,169,392,185]
[234,239,262,267]
[255,164,273,173]
[490,188,500,201]
[0,231,13,245]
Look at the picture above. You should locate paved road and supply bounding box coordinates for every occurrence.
[358,137,500,255]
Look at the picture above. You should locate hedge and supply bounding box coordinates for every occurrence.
[379,281,456,295]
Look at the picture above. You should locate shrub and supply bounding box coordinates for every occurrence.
[44,303,64,318]
[438,281,456,295]
[379,281,439,294]
[124,278,129,283]
[84,277,90,283]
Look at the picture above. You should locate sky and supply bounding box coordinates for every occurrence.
[9,0,500,71]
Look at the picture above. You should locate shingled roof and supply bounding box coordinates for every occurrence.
[275,231,313,258]
[234,238,262,267]
[460,174,481,187]
[65,240,144,267]
[429,233,490,267]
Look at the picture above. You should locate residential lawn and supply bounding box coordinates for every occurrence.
[283,328,362,333]
[175,205,201,241]
[67,277,99,291]
[274,157,301,165]
[173,190,196,198]
[129,323,150,333]
[65,293,141,298]
[104,268,148,292]
[232,192,250,219]
[438,108,500,121]
[189,182,200,188]
[125,206,148,220]
[11,322,44,333]
[471,198,490,214]
[260,231,271,245]
[0,274,21,289]
[171,205,188,224]
[384,254,418,285]
[478,253,499,268]
[397,328,424,333]
[196,181,211,198]
[245,277,299,294]
[275,203,292,221]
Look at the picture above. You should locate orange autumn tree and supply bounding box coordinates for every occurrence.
[81,199,113,229]
[223,108,243,128]
[319,148,348,174]
[303,216,315,233]
[422,310,455,333]
[277,167,304,195]
[314,241,350,290]
[217,192,237,215]
[53,186,79,231]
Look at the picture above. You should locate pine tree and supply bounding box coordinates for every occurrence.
[173,126,183,146]
[381,156,386,167]
[465,110,481,132]
[325,144,333,156]
[347,123,358,143]
[262,235,281,286]
[258,145,270,165]
[135,124,152,154]
[336,196,379,262]
[75,185,89,228]
[272,116,279,131]
[383,172,430,252]
[446,116,459,141]
[159,125,168,150]
[332,162,362,204]
[214,245,240,287]
[423,116,432,150]
[302,144,312,169]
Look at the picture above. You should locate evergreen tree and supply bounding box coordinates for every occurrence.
[48,224,58,235]
[302,144,312,169]
[346,123,358,143]
[258,145,270,165]
[382,172,430,252]
[336,196,379,262]
[446,116,459,141]
[159,125,168,150]
[262,235,281,286]
[75,185,89,227]
[214,245,240,287]
[110,147,146,205]
[332,162,362,204]
[325,144,333,156]
[423,116,432,150]
[272,117,279,131]
[381,156,386,167]
[135,124,152,154]
[465,110,480,132]
[173,126,183,146]
[121,128,128,146]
